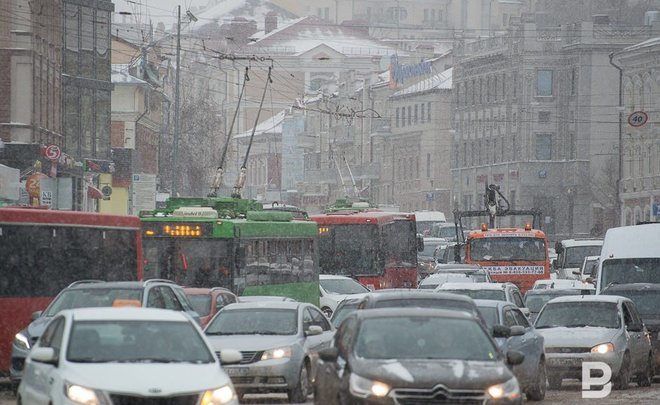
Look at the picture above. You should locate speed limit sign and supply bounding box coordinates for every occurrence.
[628,111,648,127]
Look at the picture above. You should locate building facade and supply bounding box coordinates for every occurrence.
[451,14,655,240]
[612,37,660,224]
[0,0,64,205]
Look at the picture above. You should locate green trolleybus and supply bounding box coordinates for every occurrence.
[139,197,320,305]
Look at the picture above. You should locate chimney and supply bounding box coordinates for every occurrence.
[265,11,278,34]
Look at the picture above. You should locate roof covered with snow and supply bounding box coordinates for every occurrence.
[391,67,452,98]
[192,0,298,32]
[111,64,149,85]
[234,109,287,139]
[246,16,397,57]
[620,36,660,53]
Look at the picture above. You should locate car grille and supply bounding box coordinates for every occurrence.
[546,347,590,354]
[392,386,485,405]
[217,350,264,364]
[109,394,199,405]
[230,376,255,384]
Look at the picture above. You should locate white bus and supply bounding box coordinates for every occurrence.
[414,211,446,236]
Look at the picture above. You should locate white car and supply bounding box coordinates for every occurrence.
[437,282,530,316]
[18,307,241,405]
[532,279,595,291]
[319,275,369,317]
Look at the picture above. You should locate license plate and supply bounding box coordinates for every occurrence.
[550,358,579,368]
[226,367,250,376]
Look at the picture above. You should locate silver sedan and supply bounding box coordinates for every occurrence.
[204,301,335,403]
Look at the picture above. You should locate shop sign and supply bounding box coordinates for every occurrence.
[389,54,433,88]
[476,175,488,183]
[43,145,62,161]
[26,173,47,198]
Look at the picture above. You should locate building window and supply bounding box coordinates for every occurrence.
[426,153,431,177]
[512,72,518,98]
[414,104,418,124]
[535,133,553,160]
[427,102,431,121]
[430,9,435,21]
[421,103,425,123]
[568,133,576,159]
[401,107,406,127]
[538,111,551,123]
[395,107,400,127]
[463,194,473,211]
[570,67,577,96]
[536,69,553,97]
[407,106,412,125]
[424,9,428,21]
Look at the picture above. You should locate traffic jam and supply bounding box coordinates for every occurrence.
[1,191,660,405]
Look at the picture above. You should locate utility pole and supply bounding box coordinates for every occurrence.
[171,5,182,197]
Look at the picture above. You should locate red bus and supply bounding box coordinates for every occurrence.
[310,211,419,289]
[0,207,143,373]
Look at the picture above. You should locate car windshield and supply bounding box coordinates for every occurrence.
[600,258,660,290]
[602,290,660,317]
[535,302,619,329]
[476,306,499,329]
[524,295,555,313]
[331,301,359,327]
[67,320,214,363]
[205,308,298,335]
[321,278,369,294]
[420,243,441,257]
[441,289,506,301]
[564,245,602,268]
[46,288,142,316]
[355,316,498,361]
[422,274,472,288]
[186,294,211,317]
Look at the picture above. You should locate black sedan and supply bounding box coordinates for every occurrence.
[314,308,524,405]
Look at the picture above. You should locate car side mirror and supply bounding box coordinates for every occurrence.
[219,349,243,365]
[520,308,531,317]
[416,235,425,252]
[572,270,582,276]
[627,322,643,332]
[318,347,339,362]
[32,311,43,320]
[30,347,58,365]
[509,325,525,337]
[306,325,323,336]
[554,242,563,254]
[506,350,525,366]
[492,325,511,338]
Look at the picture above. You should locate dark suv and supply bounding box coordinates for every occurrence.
[10,279,199,387]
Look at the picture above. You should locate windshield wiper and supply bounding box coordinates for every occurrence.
[126,358,177,363]
[535,325,561,329]
[205,331,243,336]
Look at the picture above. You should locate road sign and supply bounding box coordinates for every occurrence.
[628,111,648,127]
[44,145,62,161]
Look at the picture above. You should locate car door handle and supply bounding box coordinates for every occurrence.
[49,377,54,385]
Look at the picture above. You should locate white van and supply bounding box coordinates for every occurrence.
[596,223,660,293]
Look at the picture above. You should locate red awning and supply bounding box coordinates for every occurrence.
[87,185,104,199]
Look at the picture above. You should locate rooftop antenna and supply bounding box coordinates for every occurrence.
[232,65,273,199]
[208,66,250,197]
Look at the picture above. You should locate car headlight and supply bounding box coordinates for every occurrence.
[14,333,31,351]
[349,373,390,398]
[200,385,236,405]
[590,343,615,354]
[66,384,106,405]
[261,346,292,361]
[487,378,520,400]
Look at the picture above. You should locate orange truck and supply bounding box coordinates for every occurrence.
[463,223,551,293]
[453,184,550,293]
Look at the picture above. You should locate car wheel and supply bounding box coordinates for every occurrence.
[527,359,547,401]
[321,307,333,318]
[547,372,562,390]
[613,353,631,390]
[637,354,653,387]
[288,363,311,403]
